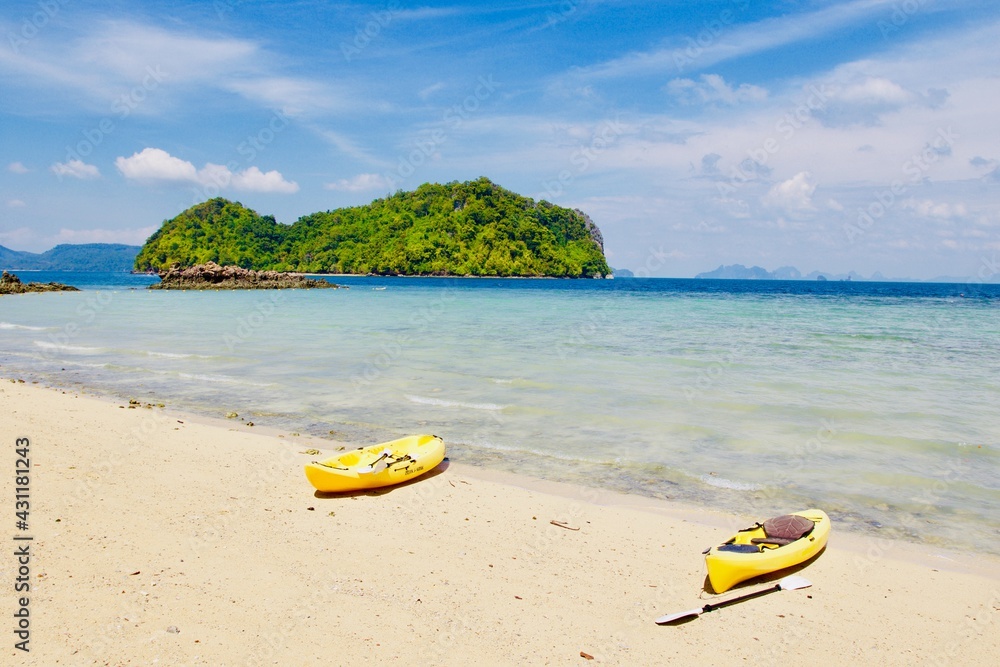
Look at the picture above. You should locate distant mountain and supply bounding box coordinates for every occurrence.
[0,244,141,272]
[611,267,634,277]
[695,264,775,279]
[697,264,901,281]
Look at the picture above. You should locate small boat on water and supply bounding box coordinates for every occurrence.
[704,509,830,593]
[304,434,445,493]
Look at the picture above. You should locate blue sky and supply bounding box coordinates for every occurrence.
[2,0,999,279]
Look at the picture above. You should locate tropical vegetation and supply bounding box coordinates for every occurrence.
[134,178,610,278]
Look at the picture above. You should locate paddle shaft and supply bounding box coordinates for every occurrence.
[702,582,782,614]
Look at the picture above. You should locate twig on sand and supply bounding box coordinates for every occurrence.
[550,520,580,531]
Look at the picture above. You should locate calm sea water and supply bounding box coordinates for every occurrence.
[2,272,998,554]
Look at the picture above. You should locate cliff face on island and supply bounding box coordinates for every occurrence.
[135,178,610,278]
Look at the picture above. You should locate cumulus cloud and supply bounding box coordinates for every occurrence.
[115,148,198,182]
[902,199,969,220]
[666,74,767,106]
[815,76,922,127]
[115,148,298,193]
[230,166,299,194]
[51,159,100,180]
[324,173,390,192]
[7,162,29,174]
[763,172,817,216]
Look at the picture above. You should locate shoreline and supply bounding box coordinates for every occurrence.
[4,366,997,560]
[2,380,998,664]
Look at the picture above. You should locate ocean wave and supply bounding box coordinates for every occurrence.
[0,322,49,331]
[405,395,507,411]
[144,351,215,360]
[33,341,105,354]
[176,372,269,387]
[698,474,762,491]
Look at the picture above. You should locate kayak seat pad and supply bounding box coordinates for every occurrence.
[757,514,815,546]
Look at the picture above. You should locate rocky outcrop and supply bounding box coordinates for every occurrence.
[575,209,604,252]
[0,271,80,294]
[149,262,344,290]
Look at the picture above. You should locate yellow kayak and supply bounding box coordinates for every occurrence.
[304,434,445,493]
[705,509,830,593]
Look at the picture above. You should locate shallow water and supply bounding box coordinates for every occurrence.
[2,273,998,553]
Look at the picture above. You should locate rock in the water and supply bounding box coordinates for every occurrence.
[0,270,80,294]
[149,262,344,290]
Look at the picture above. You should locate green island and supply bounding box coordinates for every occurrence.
[135,177,610,278]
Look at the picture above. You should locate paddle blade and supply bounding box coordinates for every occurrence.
[655,607,703,625]
[777,575,812,591]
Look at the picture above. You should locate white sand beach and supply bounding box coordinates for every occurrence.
[2,380,998,665]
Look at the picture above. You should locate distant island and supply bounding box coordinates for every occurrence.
[0,243,140,272]
[696,264,900,282]
[135,178,611,278]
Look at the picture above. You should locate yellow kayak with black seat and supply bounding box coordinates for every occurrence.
[304,434,445,493]
[704,509,830,593]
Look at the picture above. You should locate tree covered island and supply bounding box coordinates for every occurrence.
[135,178,610,278]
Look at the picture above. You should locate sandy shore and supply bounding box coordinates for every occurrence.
[2,380,998,665]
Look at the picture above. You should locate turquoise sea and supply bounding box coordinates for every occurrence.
[2,272,998,554]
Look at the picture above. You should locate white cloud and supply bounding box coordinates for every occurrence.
[0,19,350,120]
[51,159,100,180]
[325,173,390,192]
[667,74,767,106]
[418,82,447,100]
[903,199,969,220]
[230,166,299,194]
[115,148,198,182]
[7,199,26,208]
[225,77,348,117]
[575,0,899,80]
[7,162,29,174]
[837,77,913,105]
[115,148,298,194]
[815,76,920,126]
[763,172,817,216]
[0,227,36,248]
[53,226,159,245]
